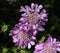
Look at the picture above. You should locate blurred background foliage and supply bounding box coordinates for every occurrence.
[0,0,60,53]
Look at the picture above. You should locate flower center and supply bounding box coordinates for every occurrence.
[43,43,55,53]
[17,30,31,42]
[27,12,39,25]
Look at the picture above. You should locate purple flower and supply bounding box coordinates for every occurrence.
[19,3,48,31]
[9,22,36,49]
[34,37,60,53]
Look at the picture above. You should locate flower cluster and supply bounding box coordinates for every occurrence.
[9,3,60,53]
[9,22,36,49]
[9,3,48,49]
[19,3,48,31]
[34,37,60,53]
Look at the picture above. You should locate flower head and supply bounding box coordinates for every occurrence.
[9,22,36,49]
[1,24,9,33]
[19,3,48,31]
[34,37,60,53]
